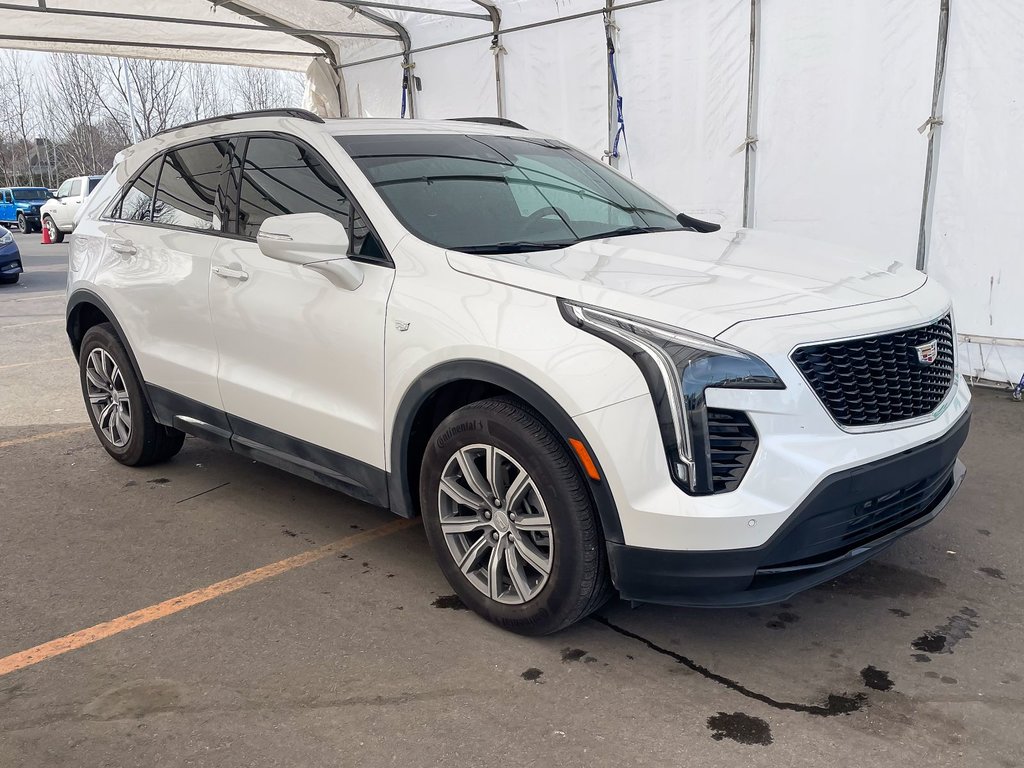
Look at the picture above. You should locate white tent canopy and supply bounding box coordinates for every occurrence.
[2,0,1021,385]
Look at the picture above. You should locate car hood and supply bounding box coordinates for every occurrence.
[17,200,47,206]
[445,228,926,338]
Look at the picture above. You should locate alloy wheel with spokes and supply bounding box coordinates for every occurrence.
[438,443,554,604]
[85,347,133,447]
[421,398,611,635]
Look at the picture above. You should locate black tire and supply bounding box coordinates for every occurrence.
[43,216,64,243]
[16,213,27,232]
[79,323,185,466]
[420,397,611,635]
[0,273,19,284]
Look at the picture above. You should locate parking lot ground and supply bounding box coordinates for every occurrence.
[1,231,1023,767]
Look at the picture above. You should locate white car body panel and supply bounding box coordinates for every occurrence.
[209,238,395,469]
[446,228,925,338]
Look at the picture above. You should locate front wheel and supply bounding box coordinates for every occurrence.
[43,216,64,243]
[420,398,611,635]
[16,213,27,232]
[79,323,185,466]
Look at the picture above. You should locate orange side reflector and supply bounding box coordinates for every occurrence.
[568,438,601,481]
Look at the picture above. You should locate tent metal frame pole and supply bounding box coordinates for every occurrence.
[604,0,618,169]
[0,33,322,58]
[741,0,760,229]
[215,1,341,68]
[916,0,951,272]
[0,3,399,40]
[317,1,489,21]
[337,3,417,118]
[472,1,505,118]
[338,0,667,70]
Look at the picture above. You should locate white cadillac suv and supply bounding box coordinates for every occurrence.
[66,109,971,634]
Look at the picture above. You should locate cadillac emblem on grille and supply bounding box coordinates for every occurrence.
[913,339,939,366]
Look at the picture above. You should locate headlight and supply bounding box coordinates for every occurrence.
[559,300,784,494]
[0,229,12,245]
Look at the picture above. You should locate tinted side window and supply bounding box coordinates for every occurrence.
[153,141,229,231]
[69,179,82,197]
[118,157,161,222]
[236,137,350,239]
[88,177,102,194]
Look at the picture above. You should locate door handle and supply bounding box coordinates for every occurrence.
[213,265,249,281]
[109,242,136,256]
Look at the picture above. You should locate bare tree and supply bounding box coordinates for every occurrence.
[100,57,188,140]
[41,54,110,175]
[229,67,303,111]
[0,51,40,185]
[187,63,230,120]
[22,53,308,184]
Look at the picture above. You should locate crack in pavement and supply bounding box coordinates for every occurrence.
[592,615,866,716]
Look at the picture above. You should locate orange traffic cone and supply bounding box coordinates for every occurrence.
[41,221,51,245]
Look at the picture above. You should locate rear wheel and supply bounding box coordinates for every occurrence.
[79,323,185,466]
[420,398,611,635]
[44,216,63,243]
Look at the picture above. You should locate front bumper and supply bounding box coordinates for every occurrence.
[607,407,970,607]
[0,242,22,277]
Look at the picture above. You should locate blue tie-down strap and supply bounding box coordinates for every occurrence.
[608,45,626,158]
[401,73,409,118]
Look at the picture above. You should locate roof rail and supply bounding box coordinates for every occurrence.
[448,117,528,131]
[153,108,325,138]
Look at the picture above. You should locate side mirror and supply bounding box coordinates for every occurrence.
[256,212,363,291]
[676,212,721,233]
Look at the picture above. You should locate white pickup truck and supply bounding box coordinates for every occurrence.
[41,175,103,243]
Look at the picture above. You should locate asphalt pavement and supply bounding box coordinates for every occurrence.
[1,230,1022,767]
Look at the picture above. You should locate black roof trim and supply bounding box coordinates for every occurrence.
[153,108,325,138]
[447,117,528,131]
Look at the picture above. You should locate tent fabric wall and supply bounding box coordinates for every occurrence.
[1,0,1022,385]
[501,15,608,157]
[753,0,939,262]
[927,0,1024,384]
[613,0,748,221]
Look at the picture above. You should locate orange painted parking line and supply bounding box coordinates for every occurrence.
[0,425,92,449]
[0,517,418,678]
[0,357,68,371]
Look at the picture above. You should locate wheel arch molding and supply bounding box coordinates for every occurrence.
[388,359,624,544]
[66,288,158,417]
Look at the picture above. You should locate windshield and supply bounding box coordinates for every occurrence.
[12,188,49,200]
[335,133,686,253]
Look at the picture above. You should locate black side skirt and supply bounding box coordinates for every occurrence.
[147,384,390,510]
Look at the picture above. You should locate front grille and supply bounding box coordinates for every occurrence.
[763,462,955,569]
[791,314,955,428]
[706,408,758,493]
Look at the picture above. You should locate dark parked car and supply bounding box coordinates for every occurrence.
[0,225,23,284]
[0,186,51,232]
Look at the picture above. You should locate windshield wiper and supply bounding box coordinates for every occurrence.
[453,240,575,254]
[577,225,670,242]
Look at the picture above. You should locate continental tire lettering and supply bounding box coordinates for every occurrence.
[436,419,483,450]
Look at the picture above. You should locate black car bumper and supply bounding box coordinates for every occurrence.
[0,253,22,277]
[608,406,971,608]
